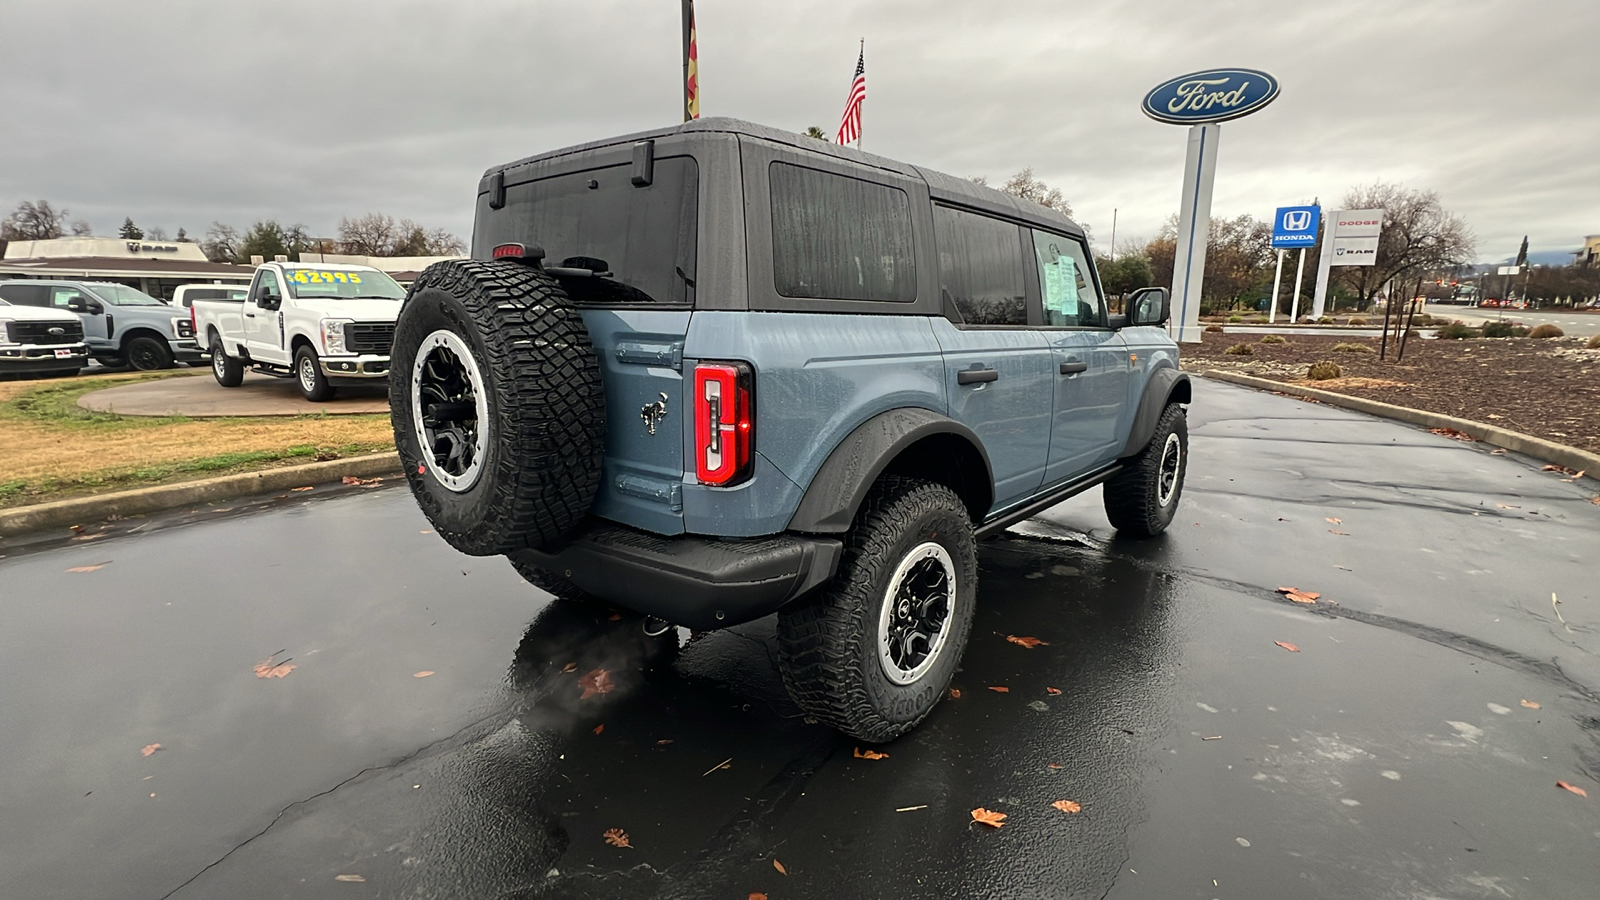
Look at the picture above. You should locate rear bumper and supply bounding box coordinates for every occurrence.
[515,521,843,630]
[0,343,89,371]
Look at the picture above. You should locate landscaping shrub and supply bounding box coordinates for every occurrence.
[1436,321,1479,339]
[1528,324,1564,338]
[1481,321,1529,338]
[1307,361,1342,380]
[1259,335,1286,344]
[1332,342,1375,354]
[1204,324,1224,333]
[1227,315,1243,323]
[1587,334,1600,350]
[1347,316,1368,326]
[1224,343,1253,356]
[1317,316,1335,325]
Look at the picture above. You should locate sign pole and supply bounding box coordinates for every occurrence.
[1289,247,1308,323]
[1310,209,1339,320]
[1268,248,1285,324]
[1169,122,1220,343]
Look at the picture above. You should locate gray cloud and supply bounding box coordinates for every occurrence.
[2,0,1594,261]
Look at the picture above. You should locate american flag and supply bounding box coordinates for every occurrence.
[835,44,865,146]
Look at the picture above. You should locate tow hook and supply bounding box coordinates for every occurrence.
[642,616,673,637]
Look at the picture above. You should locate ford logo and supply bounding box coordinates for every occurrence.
[48,327,65,335]
[1141,68,1280,125]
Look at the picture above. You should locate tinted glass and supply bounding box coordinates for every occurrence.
[1030,230,1103,327]
[0,283,49,307]
[88,284,165,306]
[476,156,698,305]
[933,206,1027,326]
[769,162,915,302]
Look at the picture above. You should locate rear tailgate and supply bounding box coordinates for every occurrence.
[581,308,690,535]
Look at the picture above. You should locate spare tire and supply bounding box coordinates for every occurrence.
[390,260,606,556]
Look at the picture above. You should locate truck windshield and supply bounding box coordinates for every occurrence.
[89,284,166,306]
[281,269,405,300]
[474,155,698,305]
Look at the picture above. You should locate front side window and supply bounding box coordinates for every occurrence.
[250,271,282,306]
[1031,230,1104,327]
[770,162,915,302]
[50,287,90,308]
[933,205,1027,326]
[282,268,404,300]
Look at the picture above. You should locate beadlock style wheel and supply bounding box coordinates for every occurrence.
[876,542,956,685]
[1156,431,1183,507]
[410,329,490,494]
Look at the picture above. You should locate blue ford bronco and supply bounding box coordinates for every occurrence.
[390,118,1189,741]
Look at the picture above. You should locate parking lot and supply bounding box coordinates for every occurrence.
[3,379,1595,900]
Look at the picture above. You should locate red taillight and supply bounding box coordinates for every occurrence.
[694,361,754,486]
[189,305,196,332]
[492,243,525,259]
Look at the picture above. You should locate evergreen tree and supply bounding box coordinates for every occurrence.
[119,217,144,240]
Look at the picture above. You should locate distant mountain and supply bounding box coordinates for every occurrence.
[1482,250,1578,267]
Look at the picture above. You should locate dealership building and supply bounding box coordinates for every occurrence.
[0,238,255,300]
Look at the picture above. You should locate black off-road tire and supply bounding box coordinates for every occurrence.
[210,333,244,387]
[125,336,173,371]
[390,260,606,557]
[294,345,336,402]
[776,476,978,743]
[1103,403,1188,538]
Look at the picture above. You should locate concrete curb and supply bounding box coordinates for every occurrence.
[0,452,402,538]
[1196,369,1600,479]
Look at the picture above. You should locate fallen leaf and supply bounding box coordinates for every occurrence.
[1556,781,1587,798]
[1589,496,1600,506]
[1276,586,1321,604]
[1325,517,1342,524]
[656,739,674,745]
[66,562,111,573]
[971,807,1007,828]
[988,686,1010,693]
[949,688,961,699]
[562,662,577,673]
[1521,699,1541,709]
[413,671,434,678]
[603,827,632,848]
[1490,448,1507,455]
[853,747,889,760]
[1046,763,1063,769]
[1328,529,1350,536]
[1046,687,1062,695]
[1274,641,1300,653]
[1495,503,1520,510]
[253,655,297,678]
[334,874,365,882]
[1052,799,1082,814]
[141,743,162,757]
[291,486,314,492]
[341,476,361,485]
[1429,427,1476,442]
[607,612,622,621]
[578,668,614,699]
[773,859,788,875]
[593,724,605,735]
[340,475,384,486]
[750,894,768,900]
[1006,635,1048,649]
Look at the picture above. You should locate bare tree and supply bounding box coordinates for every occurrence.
[146,226,168,240]
[1000,168,1072,217]
[1,200,70,240]
[200,222,241,263]
[338,213,400,256]
[1332,182,1475,308]
[70,220,94,236]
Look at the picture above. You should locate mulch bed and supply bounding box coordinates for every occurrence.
[1181,331,1600,455]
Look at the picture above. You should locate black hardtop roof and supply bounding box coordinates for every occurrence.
[488,117,1086,240]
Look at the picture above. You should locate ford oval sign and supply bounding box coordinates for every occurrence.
[1142,68,1279,125]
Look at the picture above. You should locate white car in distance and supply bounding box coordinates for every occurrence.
[192,262,403,401]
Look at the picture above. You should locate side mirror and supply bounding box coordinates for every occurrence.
[1127,287,1171,327]
[66,297,87,313]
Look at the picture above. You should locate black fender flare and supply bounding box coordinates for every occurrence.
[786,407,994,534]
[1117,366,1191,459]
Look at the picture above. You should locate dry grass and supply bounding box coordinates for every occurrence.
[0,372,394,506]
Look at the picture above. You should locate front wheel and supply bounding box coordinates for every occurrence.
[1103,403,1187,538]
[777,476,977,743]
[125,336,173,371]
[294,345,336,402]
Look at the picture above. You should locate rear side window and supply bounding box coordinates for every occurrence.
[0,283,49,307]
[478,156,699,306]
[769,162,915,302]
[932,206,1027,326]
[1030,229,1104,327]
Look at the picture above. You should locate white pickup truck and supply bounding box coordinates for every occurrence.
[192,262,404,401]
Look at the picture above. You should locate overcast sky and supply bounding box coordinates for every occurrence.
[2,0,1595,262]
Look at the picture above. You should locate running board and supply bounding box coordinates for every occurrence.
[975,464,1122,540]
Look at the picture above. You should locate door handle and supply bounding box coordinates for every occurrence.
[957,367,999,385]
[244,312,256,318]
[1059,360,1088,375]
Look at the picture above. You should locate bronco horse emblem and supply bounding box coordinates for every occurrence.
[640,392,669,435]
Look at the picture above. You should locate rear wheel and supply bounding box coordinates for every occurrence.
[211,334,244,387]
[294,345,336,401]
[125,336,172,371]
[389,260,606,557]
[777,476,977,743]
[1103,403,1187,538]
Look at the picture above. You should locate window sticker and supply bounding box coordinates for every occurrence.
[285,269,362,285]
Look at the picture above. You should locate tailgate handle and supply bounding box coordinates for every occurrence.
[616,341,683,370]
[957,367,999,385]
[1059,360,1088,375]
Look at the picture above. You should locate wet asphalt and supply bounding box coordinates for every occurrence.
[1,379,1597,900]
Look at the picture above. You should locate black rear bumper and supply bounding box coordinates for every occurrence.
[515,522,843,630]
